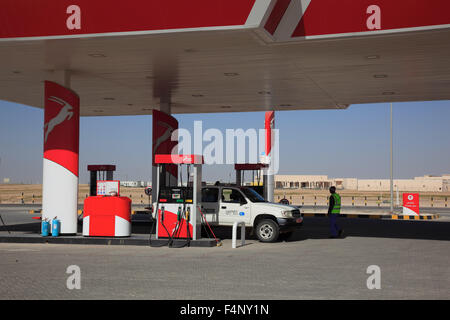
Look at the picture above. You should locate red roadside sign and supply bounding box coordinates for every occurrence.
[402,193,420,216]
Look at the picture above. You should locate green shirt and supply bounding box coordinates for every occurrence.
[330,193,341,214]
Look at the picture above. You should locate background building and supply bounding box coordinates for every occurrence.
[272,174,450,192]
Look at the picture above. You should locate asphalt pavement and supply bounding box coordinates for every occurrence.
[0,205,449,299]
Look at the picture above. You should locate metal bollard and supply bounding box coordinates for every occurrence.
[232,221,245,249]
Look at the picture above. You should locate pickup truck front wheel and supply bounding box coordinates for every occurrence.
[255,219,280,242]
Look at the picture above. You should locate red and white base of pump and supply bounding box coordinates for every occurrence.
[153,155,203,244]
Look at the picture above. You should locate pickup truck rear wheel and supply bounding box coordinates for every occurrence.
[255,219,280,242]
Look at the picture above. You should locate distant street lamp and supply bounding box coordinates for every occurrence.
[390,103,394,214]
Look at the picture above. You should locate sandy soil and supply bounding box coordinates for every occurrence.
[1,184,448,207]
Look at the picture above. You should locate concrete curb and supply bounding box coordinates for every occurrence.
[30,209,152,215]
[302,213,440,220]
[29,209,84,215]
[389,214,440,220]
[0,234,217,247]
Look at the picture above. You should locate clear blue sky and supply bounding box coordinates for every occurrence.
[1,99,449,184]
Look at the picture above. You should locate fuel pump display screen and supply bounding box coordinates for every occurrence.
[159,187,193,203]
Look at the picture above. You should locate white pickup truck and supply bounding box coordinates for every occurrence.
[200,186,303,242]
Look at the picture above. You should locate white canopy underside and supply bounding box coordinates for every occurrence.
[1,27,450,116]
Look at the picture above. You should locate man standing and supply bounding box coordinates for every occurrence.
[328,186,344,238]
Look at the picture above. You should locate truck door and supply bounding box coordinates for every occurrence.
[200,187,219,226]
[219,188,251,225]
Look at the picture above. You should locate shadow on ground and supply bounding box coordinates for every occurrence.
[286,217,450,242]
[1,217,449,242]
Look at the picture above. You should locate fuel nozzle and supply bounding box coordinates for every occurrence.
[177,206,182,221]
[160,206,165,222]
[186,206,190,222]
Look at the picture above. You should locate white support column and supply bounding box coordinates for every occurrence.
[264,111,275,203]
[266,168,275,202]
[192,163,202,240]
[236,169,242,187]
[155,165,161,239]
[47,69,72,88]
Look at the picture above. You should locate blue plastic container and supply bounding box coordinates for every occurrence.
[41,221,50,237]
[51,219,60,237]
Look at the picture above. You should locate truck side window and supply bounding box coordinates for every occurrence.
[202,188,219,203]
[222,188,244,203]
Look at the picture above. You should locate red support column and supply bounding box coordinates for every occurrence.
[42,81,80,234]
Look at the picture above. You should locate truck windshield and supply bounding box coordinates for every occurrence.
[240,188,266,203]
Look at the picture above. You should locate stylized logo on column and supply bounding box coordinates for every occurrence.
[44,81,80,178]
[44,96,74,143]
[152,110,179,181]
[265,111,275,156]
[153,121,176,156]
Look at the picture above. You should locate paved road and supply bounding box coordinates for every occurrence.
[0,206,449,299]
[300,205,450,216]
[2,203,448,214]
[0,205,42,225]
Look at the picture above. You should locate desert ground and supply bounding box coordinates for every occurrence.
[0,184,449,208]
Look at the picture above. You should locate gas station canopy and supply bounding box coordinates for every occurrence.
[1,0,450,116]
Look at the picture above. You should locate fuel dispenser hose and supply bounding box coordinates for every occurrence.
[169,166,190,248]
[149,205,173,247]
[170,206,190,248]
[198,206,222,247]
[170,187,192,248]
[149,184,173,247]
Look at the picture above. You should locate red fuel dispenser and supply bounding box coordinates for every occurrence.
[152,154,203,247]
[83,195,131,237]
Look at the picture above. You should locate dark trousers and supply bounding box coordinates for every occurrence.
[329,214,340,237]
